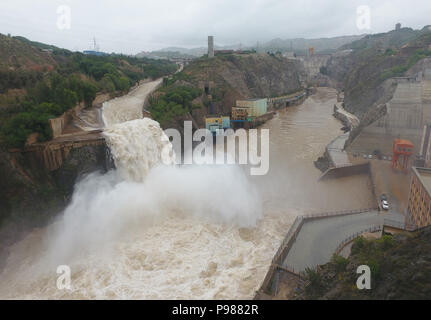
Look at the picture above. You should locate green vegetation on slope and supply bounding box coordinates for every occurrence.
[0,34,178,148]
[332,28,431,118]
[297,229,431,300]
[380,48,431,80]
[1,74,97,147]
[149,84,202,127]
[149,53,301,129]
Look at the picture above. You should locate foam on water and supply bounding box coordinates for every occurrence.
[0,88,358,299]
[0,116,278,299]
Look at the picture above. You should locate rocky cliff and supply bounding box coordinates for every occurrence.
[326,27,431,119]
[0,140,111,267]
[150,53,302,130]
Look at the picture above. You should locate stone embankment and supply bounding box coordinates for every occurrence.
[333,102,359,131]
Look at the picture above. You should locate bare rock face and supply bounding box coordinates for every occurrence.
[0,141,112,263]
[163,53,302,130]
[53,144,112,195]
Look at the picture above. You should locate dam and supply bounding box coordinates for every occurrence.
[0,87,375,299]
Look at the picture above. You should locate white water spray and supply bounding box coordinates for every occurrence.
[0,113,269,299]
[102,79,162,127]
[103,118,175,182]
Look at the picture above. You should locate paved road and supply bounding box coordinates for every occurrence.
[326,133,351,167]
[282,211,382,272]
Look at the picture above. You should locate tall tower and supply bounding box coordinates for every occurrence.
[208,36,214,58]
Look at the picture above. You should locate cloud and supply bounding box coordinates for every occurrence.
[0,0,430,54]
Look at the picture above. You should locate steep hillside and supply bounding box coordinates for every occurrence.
[326,27,431,119]
[0,35,179,255]
[295,227,431,300]
[0,34,57,72]
[150,53,302,129]
[263,34,365,54]
[0,34,178,148]
[151,34,366,57]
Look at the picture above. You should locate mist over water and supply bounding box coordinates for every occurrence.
[103,118,176,182]
[0,117,266,299]
[0,88,374,299]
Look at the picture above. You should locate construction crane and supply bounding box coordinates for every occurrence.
[391,139,413,172]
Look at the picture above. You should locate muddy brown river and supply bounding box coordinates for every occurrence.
[0,87,374,299]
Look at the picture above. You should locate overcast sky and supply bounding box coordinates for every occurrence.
[0,0,430,54]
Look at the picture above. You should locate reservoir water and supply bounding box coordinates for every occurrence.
[0,87,374,299]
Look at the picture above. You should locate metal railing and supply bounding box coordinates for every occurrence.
[302,208,375,220]
[257,208,378,298]
[335,225,383,254]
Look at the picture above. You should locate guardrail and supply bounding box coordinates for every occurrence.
[335,225,383,254]
[335,218,422,255]
[256,212,423,299]
[256,208,376,298]
[302,208,376,220]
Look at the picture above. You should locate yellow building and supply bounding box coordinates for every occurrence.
[407,167,431,228]
[232,107,248,121]
[235,98,268,118]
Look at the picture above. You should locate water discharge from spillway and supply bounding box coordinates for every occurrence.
[0,87,375,299]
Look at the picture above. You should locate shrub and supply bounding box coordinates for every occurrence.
[149,86,202,126]
[332,254,349,272]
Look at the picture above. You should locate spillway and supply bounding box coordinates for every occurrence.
[0,87,375,299]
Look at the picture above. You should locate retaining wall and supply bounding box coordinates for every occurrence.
[254,208,376,299]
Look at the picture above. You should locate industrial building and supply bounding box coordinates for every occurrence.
[407,167,431,228]
[205,115,230,135]
[234,98,268,118]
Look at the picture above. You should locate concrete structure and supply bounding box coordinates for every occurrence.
[325,133,351,167]
[16,131,105,172]
[396,23,401,30]
[205,115,230,134]
[418,124,431,167]
[235,98,268,118]
[268,91,307,109]
[48,102,87,138]
[298,54,331,83]
[408,167,431,228]
[231,106,248,121]
[333,102,360,131]
[391,139,413,171]
[283,211,381,272]
[208,36,214,58]
[348,74,431,158]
